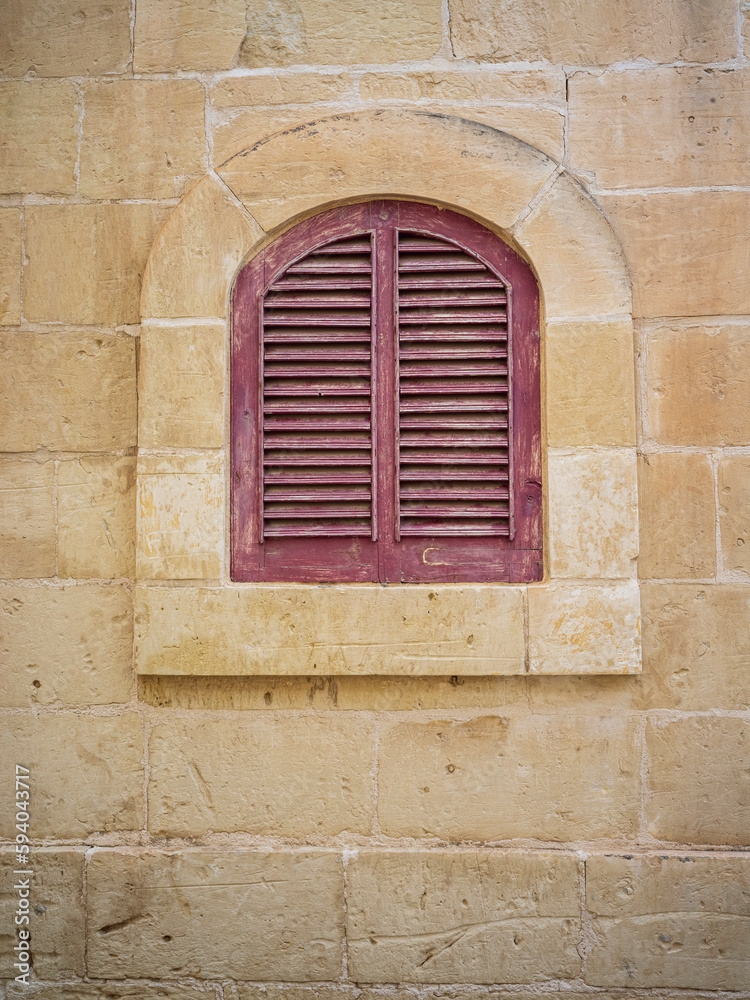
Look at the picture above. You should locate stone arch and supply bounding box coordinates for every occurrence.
[137,110,641,677]
[142,110,632,323]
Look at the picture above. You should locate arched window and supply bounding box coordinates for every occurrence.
[231,200,542,583]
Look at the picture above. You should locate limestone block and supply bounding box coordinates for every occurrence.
[25,206,168,326]
[644,322,750,447]
[136,455,223,580]
[80,81,206,200]
[638,453,716,580]
[7,987,214,1000]
[217,110,557,234]
[139,324,224,449]
[0,82,78,195]
[569,67,750,190]
[647,717,750,845]
[236,990,353,1000]
[213,104,565,166]
[514,175,631,320]
[0,714,143,838]
[134,0,247,71]
[148,715,374,837]
[212,72,351,107]
[545,321,635,446]
[141,176,264,320]
[586,854,750,988]
[347,851,581,983]
[238,992,628,1000]
[359,69,566,105]
[139,672,531,712]
[599,192,750,318]
[528,582,641,674]
[86,849,343,980]
[0,208,21,325]
[0,849,84,979]
[355,68,566,159]
[0,332,136,452]
[0,460,54,579]
[0,0,131,77]
[235,0,442,67]
[640,584,750,711]
[0,584,132,707]
[334,676,529,711]
[719,457,750,575]
[378,714,639,841]
[448,0,737,64]
[135,584,526,675]
[57,457,136,580]
[548,449,638,578]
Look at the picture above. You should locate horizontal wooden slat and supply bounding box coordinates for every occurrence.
[400,433,509,448]
[311,240,372,254]
[264,453,371,466]
[264,503,371,517]
[270,278,372,291]
[264,362,371,376]
[399,465,509,480]
[264,379,370,395]
[265,470,372,484]
[400,397,508,412]
[400,415,508,430]
[400,346,507,360]
[263,523,373,537]
[264,314,371,326]
[265,488,372,501]
[285,260,371,274]
[399,521,511,536]
[398,275,503,290]
[399,257,486,272]
[399,293,507,306]
[264,433,371,448]
[399,310,507,324]
[398,238,464,251]
[264,399,371,413]
[265,347,371,361]
[401,362,508,376]
[401,487,509,499]
[399,378,507,393]
[265,417,371,431]
[264,330,372,344]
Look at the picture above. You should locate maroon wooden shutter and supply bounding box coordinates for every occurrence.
[232,201,542,583]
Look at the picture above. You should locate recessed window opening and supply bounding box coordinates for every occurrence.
[231,200,542,583]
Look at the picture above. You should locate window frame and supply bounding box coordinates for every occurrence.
[230,199,542,584]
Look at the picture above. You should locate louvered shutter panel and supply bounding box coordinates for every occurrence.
[261,234,376,540]
[396,231,512,539]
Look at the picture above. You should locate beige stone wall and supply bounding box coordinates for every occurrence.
[2,0,750,995]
